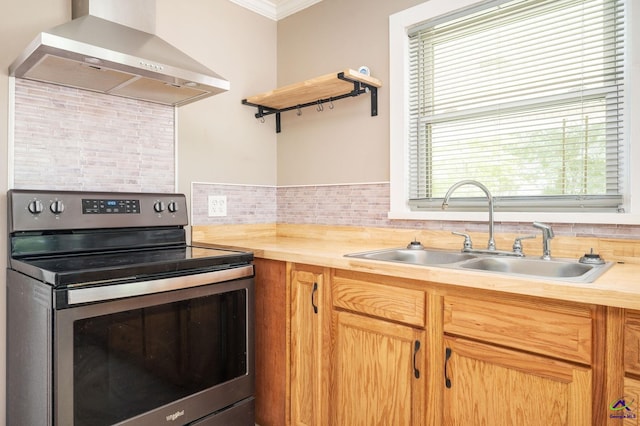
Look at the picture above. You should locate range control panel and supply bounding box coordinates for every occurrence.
[9,190,189,232]
[82,199,141,214]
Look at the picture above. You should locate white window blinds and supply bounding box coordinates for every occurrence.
[407,0,625,212]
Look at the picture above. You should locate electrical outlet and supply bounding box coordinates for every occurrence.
[208,195,227,217]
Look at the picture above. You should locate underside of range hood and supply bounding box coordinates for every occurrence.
[10,0,229,106]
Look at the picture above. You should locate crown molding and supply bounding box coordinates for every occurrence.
[228,0,322,21]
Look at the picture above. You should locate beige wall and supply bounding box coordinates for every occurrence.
[1,1,69,422]
[276,0,424,185]
[157,0,278,194]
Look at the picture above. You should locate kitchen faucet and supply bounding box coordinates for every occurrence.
[442,180,496,251]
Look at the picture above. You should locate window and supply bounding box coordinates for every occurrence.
[390,0,636,223]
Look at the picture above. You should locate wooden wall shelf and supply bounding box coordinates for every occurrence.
[242,68,382,133]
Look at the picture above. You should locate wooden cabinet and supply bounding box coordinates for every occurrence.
[622,310,640,424]
[443,336,592,426]
[331,270,426,425]
[254,258,287,426]
[442,293,595,426]
[332,311,425,425]
[625,311,640,375]
[279,263,609,426]
[288,264,330,426]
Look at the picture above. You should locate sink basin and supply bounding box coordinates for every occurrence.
[345,246,613,283]
[345,248,476,265]
[460,256,613,282]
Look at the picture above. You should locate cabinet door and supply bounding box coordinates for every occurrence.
[290,265,326,426]
[443,336,592,426]
[625,311,640,375]
[332,310,426,426]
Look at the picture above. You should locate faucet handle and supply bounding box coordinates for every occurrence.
[512,234,536,254]
[452,231,473,250]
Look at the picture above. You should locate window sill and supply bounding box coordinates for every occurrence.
[387,209,640,225]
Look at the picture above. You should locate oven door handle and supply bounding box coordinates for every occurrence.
[65,265,254,306]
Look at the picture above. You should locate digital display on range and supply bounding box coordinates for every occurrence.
[82,199,140,214]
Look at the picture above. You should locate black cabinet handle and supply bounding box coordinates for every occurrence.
[413,340,421,379]
[444,347,452,388]
[311,282,318,314]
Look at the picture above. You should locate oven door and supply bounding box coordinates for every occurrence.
[54,272,254,426]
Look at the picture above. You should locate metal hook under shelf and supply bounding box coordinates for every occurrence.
[316,100,324,112]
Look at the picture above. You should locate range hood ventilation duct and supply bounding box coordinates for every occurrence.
[9,0,229,106]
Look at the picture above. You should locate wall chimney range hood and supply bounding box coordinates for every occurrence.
[9,0,229,106]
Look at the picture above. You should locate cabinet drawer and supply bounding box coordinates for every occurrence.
[332,274,425,328]
[625,310,640,375]
[443,294,593,364]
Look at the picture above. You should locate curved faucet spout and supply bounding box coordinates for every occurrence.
[442,180,496,251]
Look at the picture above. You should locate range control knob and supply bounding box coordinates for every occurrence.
[50,200,65,215]
[168,201,179,213]
[28,200,44,215]
[154,201,166,213]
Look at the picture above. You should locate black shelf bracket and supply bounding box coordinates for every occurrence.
[242,72,379,133]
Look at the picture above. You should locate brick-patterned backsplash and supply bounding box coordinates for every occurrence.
[193,182,640,239]
[13,79,175,192]
[191,183,277,225]
[277,183,391,227]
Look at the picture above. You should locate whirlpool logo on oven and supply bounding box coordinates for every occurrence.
[166,409,185,422]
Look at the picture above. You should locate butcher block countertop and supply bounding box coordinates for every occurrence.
[192,223,640,310]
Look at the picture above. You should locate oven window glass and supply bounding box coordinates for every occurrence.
[73,289,247,426]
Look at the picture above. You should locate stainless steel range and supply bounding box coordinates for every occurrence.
[6,189,255,426]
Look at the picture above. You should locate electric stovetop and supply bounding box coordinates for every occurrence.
[10,246,253,287]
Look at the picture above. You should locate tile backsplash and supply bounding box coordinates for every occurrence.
[277,183,391,227]
[13,79,175,192]
[193,182,640,239]
[191,183,277,225]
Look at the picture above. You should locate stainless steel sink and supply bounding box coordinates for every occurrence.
[459,256,613,282]
[345,247,613,283]
[345,248,477,265]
